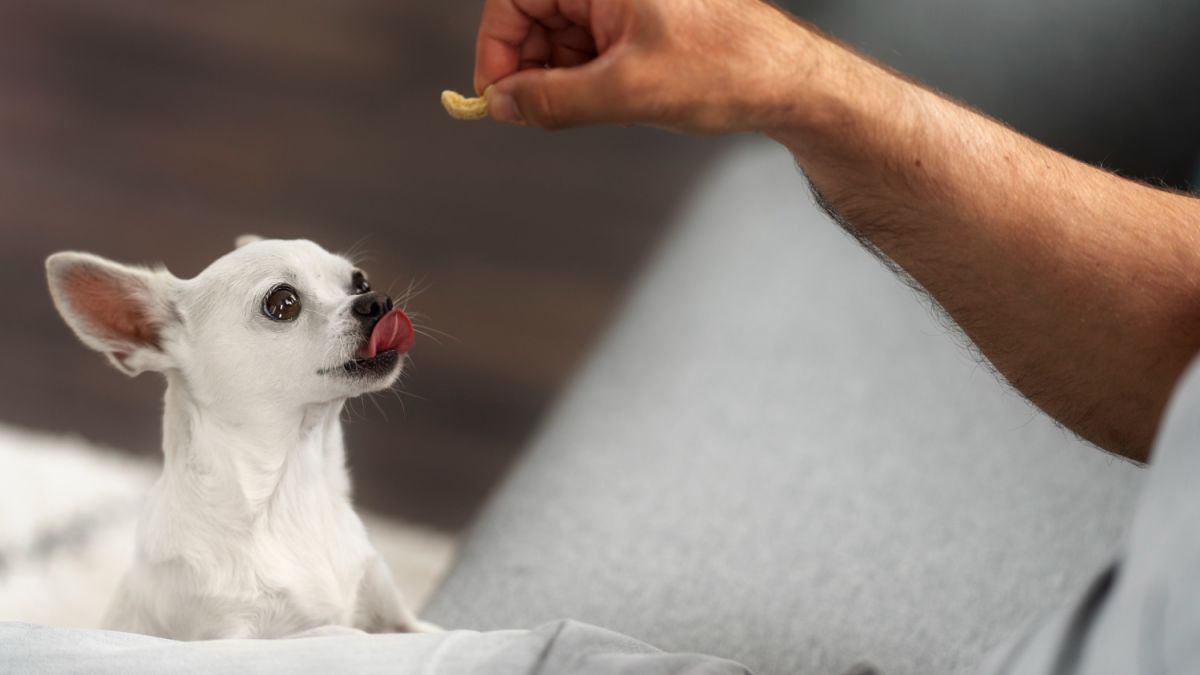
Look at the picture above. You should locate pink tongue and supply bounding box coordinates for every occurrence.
[358,309,414,359]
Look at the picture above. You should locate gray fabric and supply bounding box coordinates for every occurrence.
[985,356,1200,675]
[424,141,1145,675]
[0,619,748,675]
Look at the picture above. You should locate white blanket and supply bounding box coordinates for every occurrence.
[0,423,454,627]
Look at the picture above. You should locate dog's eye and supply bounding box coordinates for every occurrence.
[263,285,301,322]
[351,271,370,295]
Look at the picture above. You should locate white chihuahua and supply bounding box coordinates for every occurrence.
[45,236,437,639]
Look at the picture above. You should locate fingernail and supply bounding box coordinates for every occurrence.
[489,90,524,125]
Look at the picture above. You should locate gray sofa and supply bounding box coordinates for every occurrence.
[422,141,1144,675]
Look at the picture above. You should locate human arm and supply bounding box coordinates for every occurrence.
[768,41,1200,462]
[473,0,1200,461]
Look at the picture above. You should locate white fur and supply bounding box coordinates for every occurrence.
[44,238,436,639]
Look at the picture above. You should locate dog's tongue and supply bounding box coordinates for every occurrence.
[359,309,414,359]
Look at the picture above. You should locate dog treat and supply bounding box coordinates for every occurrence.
[441,86,493,120]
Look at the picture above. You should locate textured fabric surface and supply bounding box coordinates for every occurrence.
[0,619,749,675]
[423,141,1145,675]
[984,357,1200,675]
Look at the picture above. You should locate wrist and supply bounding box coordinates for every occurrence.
[755,29,898,161]
[677,7,833,137]
[731,18,833,137]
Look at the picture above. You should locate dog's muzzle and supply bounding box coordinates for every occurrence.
[352,291,414,359]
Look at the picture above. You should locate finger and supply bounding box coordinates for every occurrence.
[489,57,624,130]
[475,0,593,93]
[551,42,594,69]
[550,24,596,53]
[474,0,534,94]
[511,0,590,27]
[552,0,593,27]
[519,21,552,66]
[548,24,596,68]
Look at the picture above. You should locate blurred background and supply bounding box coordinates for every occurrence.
[0,0,1197,627]
[0,0,716,533]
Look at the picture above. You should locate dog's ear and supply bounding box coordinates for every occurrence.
[235,234,263,249]
[46,252,179,376]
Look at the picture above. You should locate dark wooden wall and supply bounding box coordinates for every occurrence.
[0,0,720,530]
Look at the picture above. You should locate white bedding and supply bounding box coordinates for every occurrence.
[0,423,454,627]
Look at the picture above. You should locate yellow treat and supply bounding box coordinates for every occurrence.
[441,86,493,121]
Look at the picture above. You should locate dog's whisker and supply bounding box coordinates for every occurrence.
[341,234,374,267]
[411,329,444,345]
[412,324,458,343]
[390,386,427,403]
[366,392,389,422]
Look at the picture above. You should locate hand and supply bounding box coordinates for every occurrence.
[473,0,817,132]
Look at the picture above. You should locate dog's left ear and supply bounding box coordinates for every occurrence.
[46,252,180,377]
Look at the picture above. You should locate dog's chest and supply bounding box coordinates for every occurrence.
[145,499,375,638]
[237,505,371,623]
[240,530,365,632]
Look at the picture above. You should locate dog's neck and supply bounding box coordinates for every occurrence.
[157,373,350,510]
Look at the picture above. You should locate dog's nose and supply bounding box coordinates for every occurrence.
[352,291,393,321]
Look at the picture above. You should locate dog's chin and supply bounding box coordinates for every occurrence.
[325,349,403,388]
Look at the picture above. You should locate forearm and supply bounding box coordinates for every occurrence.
[766,28,1200,461]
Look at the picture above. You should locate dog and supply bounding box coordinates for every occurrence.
[44,236,437,639]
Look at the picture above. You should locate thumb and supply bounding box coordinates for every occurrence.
[489,63,620,130]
